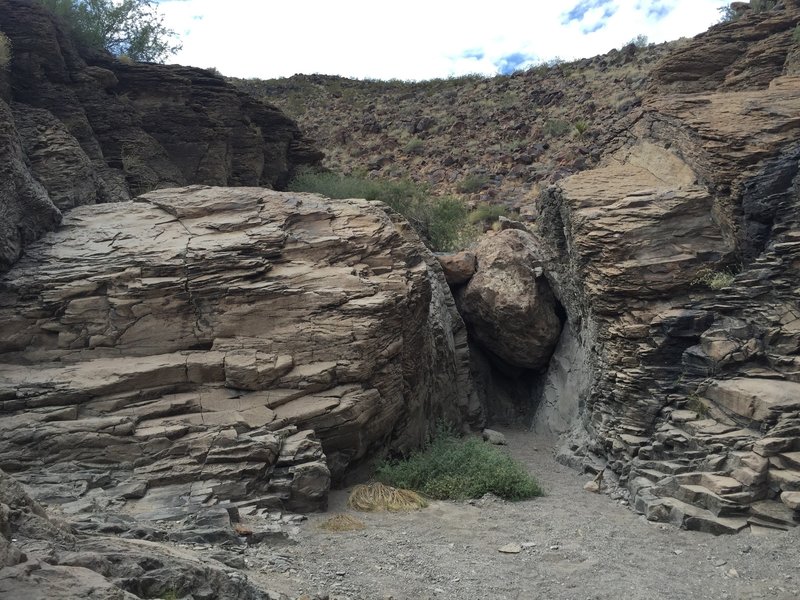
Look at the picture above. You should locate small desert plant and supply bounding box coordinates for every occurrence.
[793,25,800,44]
[573,120,589,138]
[456,173,489,194]
[686,394,710,418]
[376,427,542,501]
[404,137,424,155]
[348,483,428,512]
[468,202,510,226]
[692,268,736,290]
[543,119,571,138]
[318,514,366,531]
[629,34,649,48]
[0,32,11,70]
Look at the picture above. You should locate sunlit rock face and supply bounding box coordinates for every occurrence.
[0,186,479,516]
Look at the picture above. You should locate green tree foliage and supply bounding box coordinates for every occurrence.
[288,169,476,252]
[39,0,181,62]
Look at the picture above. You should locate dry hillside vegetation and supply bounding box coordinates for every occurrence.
[233,39,684,218]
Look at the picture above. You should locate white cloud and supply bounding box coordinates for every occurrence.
[157,0,723,80]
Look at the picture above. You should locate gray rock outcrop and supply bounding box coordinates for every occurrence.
[0,187,478,519]
[534,5,800,533]
[0,468,289,599]
[0,0,322,271]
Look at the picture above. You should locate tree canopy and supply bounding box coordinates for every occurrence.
[40,0,181,63]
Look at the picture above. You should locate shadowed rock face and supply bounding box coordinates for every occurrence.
[0,0,322,271]
[533,4,800,532]
[0,187,478,516]
[0,468,287,599]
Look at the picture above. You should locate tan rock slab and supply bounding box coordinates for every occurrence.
[704,379,800,423]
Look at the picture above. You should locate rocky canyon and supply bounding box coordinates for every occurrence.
[1,0,799,599]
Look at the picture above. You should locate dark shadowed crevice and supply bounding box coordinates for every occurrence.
[466,293,568,427]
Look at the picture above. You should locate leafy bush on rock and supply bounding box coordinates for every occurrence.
[288,170,476,252]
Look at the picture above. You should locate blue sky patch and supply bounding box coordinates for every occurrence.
[495,52,536,75]
[647,2,673,19]
[562,0,615,24]
[462,49,485,61]
[582,21,606,34]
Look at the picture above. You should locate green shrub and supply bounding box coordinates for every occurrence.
[288,170,380,200]
[288,170,473,252]
[573,120,589,137]
[468,202,510,226]
[543,119,571,138]
[628,34,648,48]
[376,428,542,501]
[0,32,11,70]
[793,25,800,44]
[456,174,489,194]
[404,137,424,155]
[686,394,710,418]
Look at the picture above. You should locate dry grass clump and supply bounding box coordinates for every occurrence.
[318,514,366,532]
[0,32,11,70]
[347,482,428,512]
[692,267,736,290]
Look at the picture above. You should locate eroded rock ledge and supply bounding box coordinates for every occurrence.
[532,4,800,533]
[0,0,323,271]
[0,187,478,520]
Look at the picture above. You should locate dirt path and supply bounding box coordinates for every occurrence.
[248,429,800,600]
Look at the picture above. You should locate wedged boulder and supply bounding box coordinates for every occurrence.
[437,250,477,286]
[0,187,477,515]
[457,229,562,370]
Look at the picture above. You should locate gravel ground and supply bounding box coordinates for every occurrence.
[248,429,800,600]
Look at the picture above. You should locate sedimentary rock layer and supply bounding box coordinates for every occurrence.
[536,5,800,532]
[0,187,478,517]
[0,0,322,271]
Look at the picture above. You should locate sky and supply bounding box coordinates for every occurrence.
[157,0,726,80]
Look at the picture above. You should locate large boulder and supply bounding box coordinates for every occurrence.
[457,229,562,370]
[0,187,478,516]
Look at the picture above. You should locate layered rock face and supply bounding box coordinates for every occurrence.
[0,187,477,521]
[536,5,800,532]
[0,468,290,599]
[0,0,322,271]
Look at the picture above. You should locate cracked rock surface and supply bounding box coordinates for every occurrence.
[0,187,478,527]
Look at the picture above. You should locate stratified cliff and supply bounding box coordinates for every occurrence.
[531,2,800,533]
[0,0,322,271]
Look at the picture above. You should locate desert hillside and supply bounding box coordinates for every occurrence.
[234,40,674,215]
